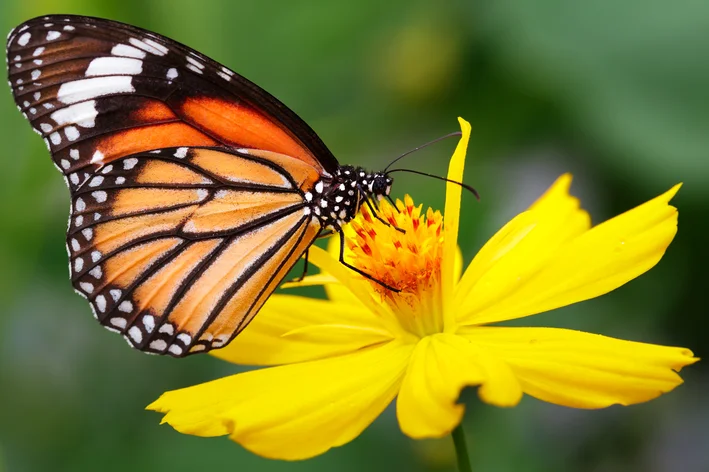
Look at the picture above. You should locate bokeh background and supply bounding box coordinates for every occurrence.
[1,1,707,471]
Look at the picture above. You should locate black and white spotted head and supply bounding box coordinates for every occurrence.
[304,165,393,229]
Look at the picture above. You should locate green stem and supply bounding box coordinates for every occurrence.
[452,422,472,472]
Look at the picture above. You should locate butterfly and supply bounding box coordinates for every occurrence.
[6,14,399,357]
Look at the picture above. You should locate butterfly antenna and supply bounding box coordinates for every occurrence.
[385,168,480,200]
[383,131,462,173]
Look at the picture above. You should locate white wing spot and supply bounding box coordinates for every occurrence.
[168,344,183,356]
[57,77,134,105]
[40,123,52,132]
[118,300,133,313]
[51,100,98,127]
[111,43,146,59]
[65,126,80,141]
[71,239,80,252]
[75,197,86,211]
[32,47,44,56]
[177,333,191,345]
[128,37,167,56]
[75,215,84,227]
[63,25,75,31]
[95,295,106,312]
[70,173,79,185]
[159,323,174,335]
[60,159,70,170]
[46,31,61,41]
[91,150,104,164]
[31,69,41,80]
[101,165,114,174]
[123,158,138,170]
[81,228,93,241]
[70,149,80,160]
[110,289,122,302]
[33,91,41,101]
[166,68,178,80]
[86,57,143,77]
[33,59,42,65]
[186,64,203,74]
[92,191,107,203]
[74,257,84,272]
[89,265,102,279]
[91,250,102,262]
[49,132,61,145]
[174,147,188,158]
[79,282,94,294]
[150,339,167,351]
[143,315,155,333]
[89,176,104,187]
[17,32,31,46]
[128,326,142,344]
[110,317,127,329]
[115,176,126,185]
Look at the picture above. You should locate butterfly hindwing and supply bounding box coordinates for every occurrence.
[67,146,320,356]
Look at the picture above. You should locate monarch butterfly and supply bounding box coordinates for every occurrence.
[6,15,470,358]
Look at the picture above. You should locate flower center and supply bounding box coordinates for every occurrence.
[345,195,445,338]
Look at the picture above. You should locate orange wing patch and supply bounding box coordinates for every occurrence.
[93,123,216,165]
[136,160,213,185]
[131,239,224,322]
[101,237,183,288]
[91,206,197,255]
[243,149,324,190]
[183,190,303,235]
[109,188,208,218]
[180,97,322,171]
[189,148,293,189]
[166,211,305,337]
[206,219,320,349]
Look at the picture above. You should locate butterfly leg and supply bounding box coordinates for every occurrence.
[289,248,310,283]
[336,226,401,292]
[359,189,405,234]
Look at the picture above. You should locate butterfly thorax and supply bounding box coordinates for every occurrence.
[305,165,393,229]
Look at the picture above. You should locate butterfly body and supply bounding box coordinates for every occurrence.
[6,14,395,357]
[307,166,392,230]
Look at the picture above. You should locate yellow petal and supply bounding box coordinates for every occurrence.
[460,327,698,408]
[148,341,414,460]
[457,182,678,325]
[442,118,472,325]
[454,174,589,316]
[397,333,522,439]
[212,294,390,366]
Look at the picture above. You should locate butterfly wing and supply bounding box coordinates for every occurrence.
[68,146,320,356]
[6,15,334,356]
[6,14,338,194]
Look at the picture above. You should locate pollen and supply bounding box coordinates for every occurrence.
[345,195,445,337]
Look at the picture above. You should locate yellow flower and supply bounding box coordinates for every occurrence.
[148,118,697,460]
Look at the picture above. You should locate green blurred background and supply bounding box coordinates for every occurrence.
[1,1,707,471]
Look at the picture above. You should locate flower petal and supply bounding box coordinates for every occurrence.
[397,333,522,439]
[148,341,414,460]
[212,294,390,366]
[460,327,698,408]
[454,174,590,320]
[457,182,679,325]
[442,118,472,325]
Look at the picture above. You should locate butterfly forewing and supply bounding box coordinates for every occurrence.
[6,14,338,191]
[6,15,340,356]
[68,147,320,356]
